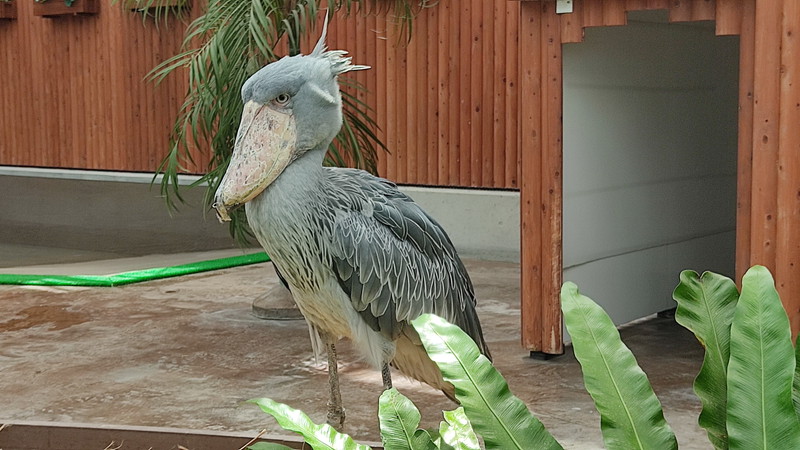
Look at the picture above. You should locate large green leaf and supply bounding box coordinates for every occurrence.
[794,333,800,420]
[726,266,800,449]
[437,407,480,450]
[411,314,562,450]
[673,270,738,449]
[561,282,677,450]
[378,388,436,450]
[248,397,371,450]
[247,443,294,450]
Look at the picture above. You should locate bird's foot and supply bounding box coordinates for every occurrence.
[326,401,346,429]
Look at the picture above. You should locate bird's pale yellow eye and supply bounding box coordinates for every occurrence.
[274,93,291,107]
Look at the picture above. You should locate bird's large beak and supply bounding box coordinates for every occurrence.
[212,100,296,222]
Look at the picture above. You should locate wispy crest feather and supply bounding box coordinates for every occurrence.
[310,11,370,75]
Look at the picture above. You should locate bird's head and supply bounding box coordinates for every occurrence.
[212,20,368,222]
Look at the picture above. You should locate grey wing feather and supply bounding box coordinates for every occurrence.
[324,169,490,358]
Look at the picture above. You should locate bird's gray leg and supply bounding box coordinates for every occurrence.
[381,363,393,390]
[324,338,345,429]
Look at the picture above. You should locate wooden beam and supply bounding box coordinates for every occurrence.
[736,0,756,283]
[583,0,604,28]
[748,0,782,273]
[777,0,800,334]
[716,0,743,36]
[437,1,451,185]
[602,0,628,26]
[519,0,563,355]
[519,0,545,352]
[540,0,564,355]
[560,0,585,43]
[506,2,521,188]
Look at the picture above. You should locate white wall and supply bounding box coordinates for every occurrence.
[0,167,520,263]
[399,186,520,262]
[0,168,239,258]
[562,11,739,325]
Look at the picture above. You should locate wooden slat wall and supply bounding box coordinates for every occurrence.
[518,0,800,354]
[559,0,744,44]
[0,2,199,173]
[0,0,521,189]
[324,1,521,188]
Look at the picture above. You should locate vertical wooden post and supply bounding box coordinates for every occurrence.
[519,1,545,353]
[777,0,800,334]
[748,0,782,273]
[735,0,756,283]
[540,2,564,355]
[519,1,564,355]
[737,0,800,337]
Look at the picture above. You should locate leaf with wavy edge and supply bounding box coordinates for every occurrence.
[726,266,800,449]
[248,397,371,450]
[378,388,436,450]
[561,282,677,450]
[412,314,562,450]
[673,270,738,449]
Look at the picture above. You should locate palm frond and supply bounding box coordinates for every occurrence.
[112,0,191,27]
[151,0,429,245]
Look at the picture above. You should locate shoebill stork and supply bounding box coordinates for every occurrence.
[212,25,491,428]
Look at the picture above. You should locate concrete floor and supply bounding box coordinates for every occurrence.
[0,250,710,449]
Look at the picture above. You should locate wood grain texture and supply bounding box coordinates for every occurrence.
[749,0,782,272]
[560,0,584,44]
[0,1,17,20]
[716,0,743,36]
[735,0,756,284]
[519,0,544,353]
[2,0,522,189]
[777,0,800,334]
[0,1,190,172]
[540,0,564,355]
[331,0,521,189]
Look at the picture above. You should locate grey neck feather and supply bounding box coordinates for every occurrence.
[245,143,331,291]
[247,144,328,225]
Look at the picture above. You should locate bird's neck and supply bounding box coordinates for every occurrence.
[254,144,328,210]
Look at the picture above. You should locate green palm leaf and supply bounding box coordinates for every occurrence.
[561,282,677,450]
[411,314,562,450]
[378,388,436,450]
[438,407,480,450]
[147,0,430,245]
[248,397,371,450]
[726,265,800,449]
[673,270,738,449]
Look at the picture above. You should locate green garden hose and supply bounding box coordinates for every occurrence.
[0,252,271,287]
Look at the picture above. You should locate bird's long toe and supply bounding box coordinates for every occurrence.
[326,402,346,429]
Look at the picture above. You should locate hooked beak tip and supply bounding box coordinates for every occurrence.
[212,201,232,223]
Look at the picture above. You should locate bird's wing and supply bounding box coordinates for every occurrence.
[325,169,489,355]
